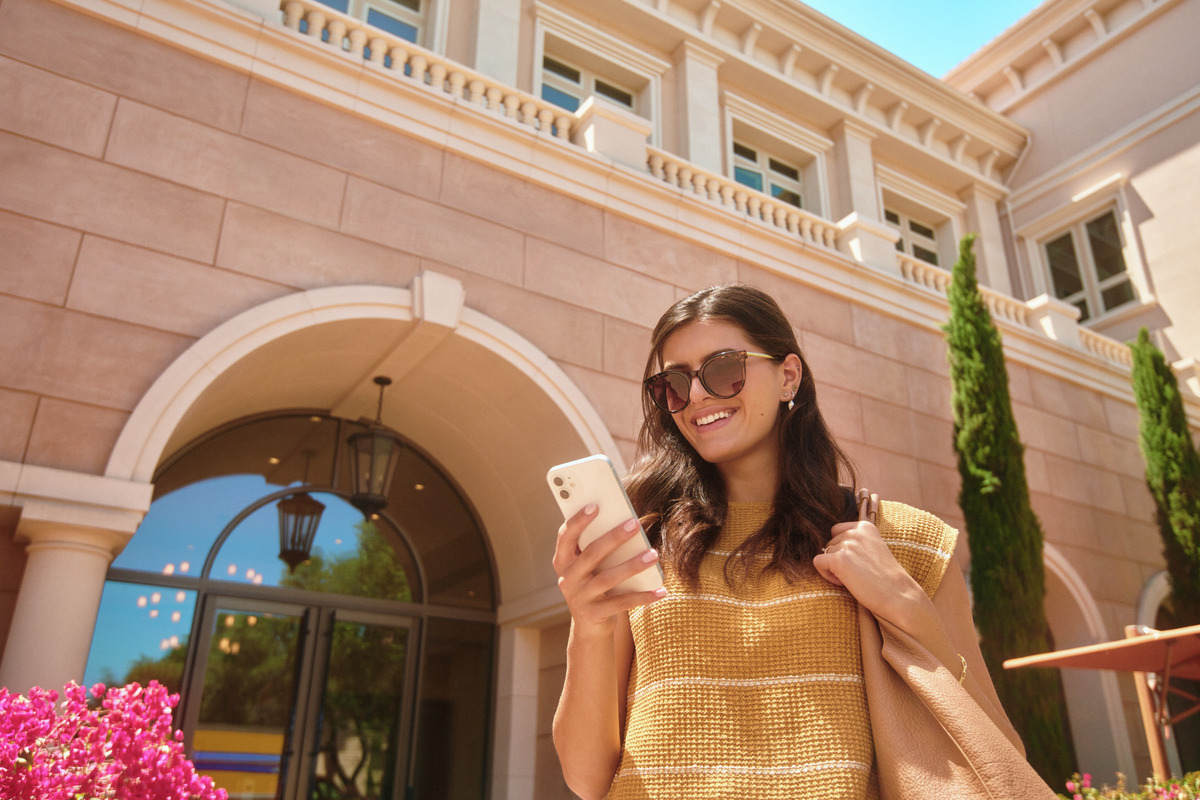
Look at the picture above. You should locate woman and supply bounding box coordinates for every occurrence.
[552,284,1024,799]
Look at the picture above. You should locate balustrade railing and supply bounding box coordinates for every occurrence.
[1080,327,1133,367]
[646,149,838,250]
[274,0,1132,375]
[279,0,576,141]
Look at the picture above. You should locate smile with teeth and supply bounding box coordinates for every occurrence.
[695,409,734,426]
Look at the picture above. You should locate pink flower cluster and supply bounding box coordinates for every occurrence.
[0,680,227,800]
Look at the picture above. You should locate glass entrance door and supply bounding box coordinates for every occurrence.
[182,596,416,800]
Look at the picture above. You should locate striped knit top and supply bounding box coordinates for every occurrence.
[607,500,958,800]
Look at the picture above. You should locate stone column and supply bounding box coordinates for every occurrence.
[490,624,542,800]
[961,183,1014,296]
[830,120,898,271]
[671,41,724,174]
[472,0,521,85]
[0,473,148,693]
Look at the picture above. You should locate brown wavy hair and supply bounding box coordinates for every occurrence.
[624,283,857,586]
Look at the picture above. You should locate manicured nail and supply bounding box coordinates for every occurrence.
[641,549,658,563]
[584,503,597,514]
[652,588,668,598]
[623,518,639,533]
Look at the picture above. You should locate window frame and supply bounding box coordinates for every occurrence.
[876,166,964,271]
[732,141,805,210]
[1017,176,1153,329]
[314,0,433,47]
[540,54,638,115]
[723,92,831,218]
[533,6,667,144]
[885,206,942,266]
[1038,208,1136,323]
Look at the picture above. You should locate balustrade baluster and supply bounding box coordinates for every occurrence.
[347,28,366,57]
[554,115,572,140]
[326,19,346,49]
[305,9,326,39]
[283,0,302,29]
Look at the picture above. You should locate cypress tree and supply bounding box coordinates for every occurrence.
[942,234,1075,781]
[1130,327,1200,625]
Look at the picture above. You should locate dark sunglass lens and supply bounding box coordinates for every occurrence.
[648,374,686,412]
[662,373,690,412]
[703,353,745,397]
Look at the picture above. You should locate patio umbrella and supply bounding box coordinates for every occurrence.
[1004,623,1200,779]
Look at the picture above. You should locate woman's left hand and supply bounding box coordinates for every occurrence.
[813,519,931,629]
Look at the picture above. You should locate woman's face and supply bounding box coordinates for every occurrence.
[658,319,800,481]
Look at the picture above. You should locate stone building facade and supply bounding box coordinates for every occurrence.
[1,0,1197,795]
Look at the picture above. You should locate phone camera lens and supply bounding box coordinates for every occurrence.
[553,477,564,486]
[559,490,569,499]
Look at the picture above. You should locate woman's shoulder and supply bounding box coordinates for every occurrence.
[875,500,958,598]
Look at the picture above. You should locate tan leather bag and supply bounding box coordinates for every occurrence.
[855,490,1058,799]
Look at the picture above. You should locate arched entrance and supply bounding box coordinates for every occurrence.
[89,272,621,797]
[85,412,495,799]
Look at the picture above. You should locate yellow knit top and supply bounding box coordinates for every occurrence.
[607,500,958,800]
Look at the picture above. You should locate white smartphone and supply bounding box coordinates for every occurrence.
[546,455,665,595]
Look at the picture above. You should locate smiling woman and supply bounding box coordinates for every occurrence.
[548,283,1049,800]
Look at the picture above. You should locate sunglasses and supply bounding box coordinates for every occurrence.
[644,350,780,414]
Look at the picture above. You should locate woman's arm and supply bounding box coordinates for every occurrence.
[815,527,1023,750]
[551,505,666,799]
[553,614,635,799]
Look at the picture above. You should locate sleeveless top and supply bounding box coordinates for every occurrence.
[607,500,958,800]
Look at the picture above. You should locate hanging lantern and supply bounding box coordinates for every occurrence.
[277,491,325,571]
[347,376,404,518]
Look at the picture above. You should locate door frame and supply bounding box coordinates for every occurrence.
[180,593,421,800]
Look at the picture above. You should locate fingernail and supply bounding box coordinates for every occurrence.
[641,549,658,563]
[584,503,597,514]
[623,518,639,533]
[652,588,668,598]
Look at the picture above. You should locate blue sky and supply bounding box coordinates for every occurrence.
[802,0,1046,77]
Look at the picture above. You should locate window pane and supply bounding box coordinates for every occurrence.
[1045,232,1084,299]
[541,84,580,113]
[733,142,757,161]
[734,166,763,192]
[410,618,493,799]
[770,184,802,208]
[114,475,268,574]
[313,617,410,799]
[317,0,349,13]
[366,8,417,41]
[1101,278,1137,311]
[384,0,419,12]
[1087,211,1128,281]
[913,245,939,266]
[214,492,419,602]
[768,158,800,181]
[542,57,580,83]
[594,80,633,108]
[908,220,936,239]
[884,209,900,225]
[84,581,197,693]
[194,607,303,799]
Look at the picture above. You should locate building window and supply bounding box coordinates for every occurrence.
[316,0,425,44]
[886,207,940,266]
[1042,209,1135,322]
[733,142,804,209]
[540,56,636,114]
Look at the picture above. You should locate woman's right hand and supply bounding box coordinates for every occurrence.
[552,504,667,631]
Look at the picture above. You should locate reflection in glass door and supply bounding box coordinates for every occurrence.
[308,613,412,800]
[183,597,415,800]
